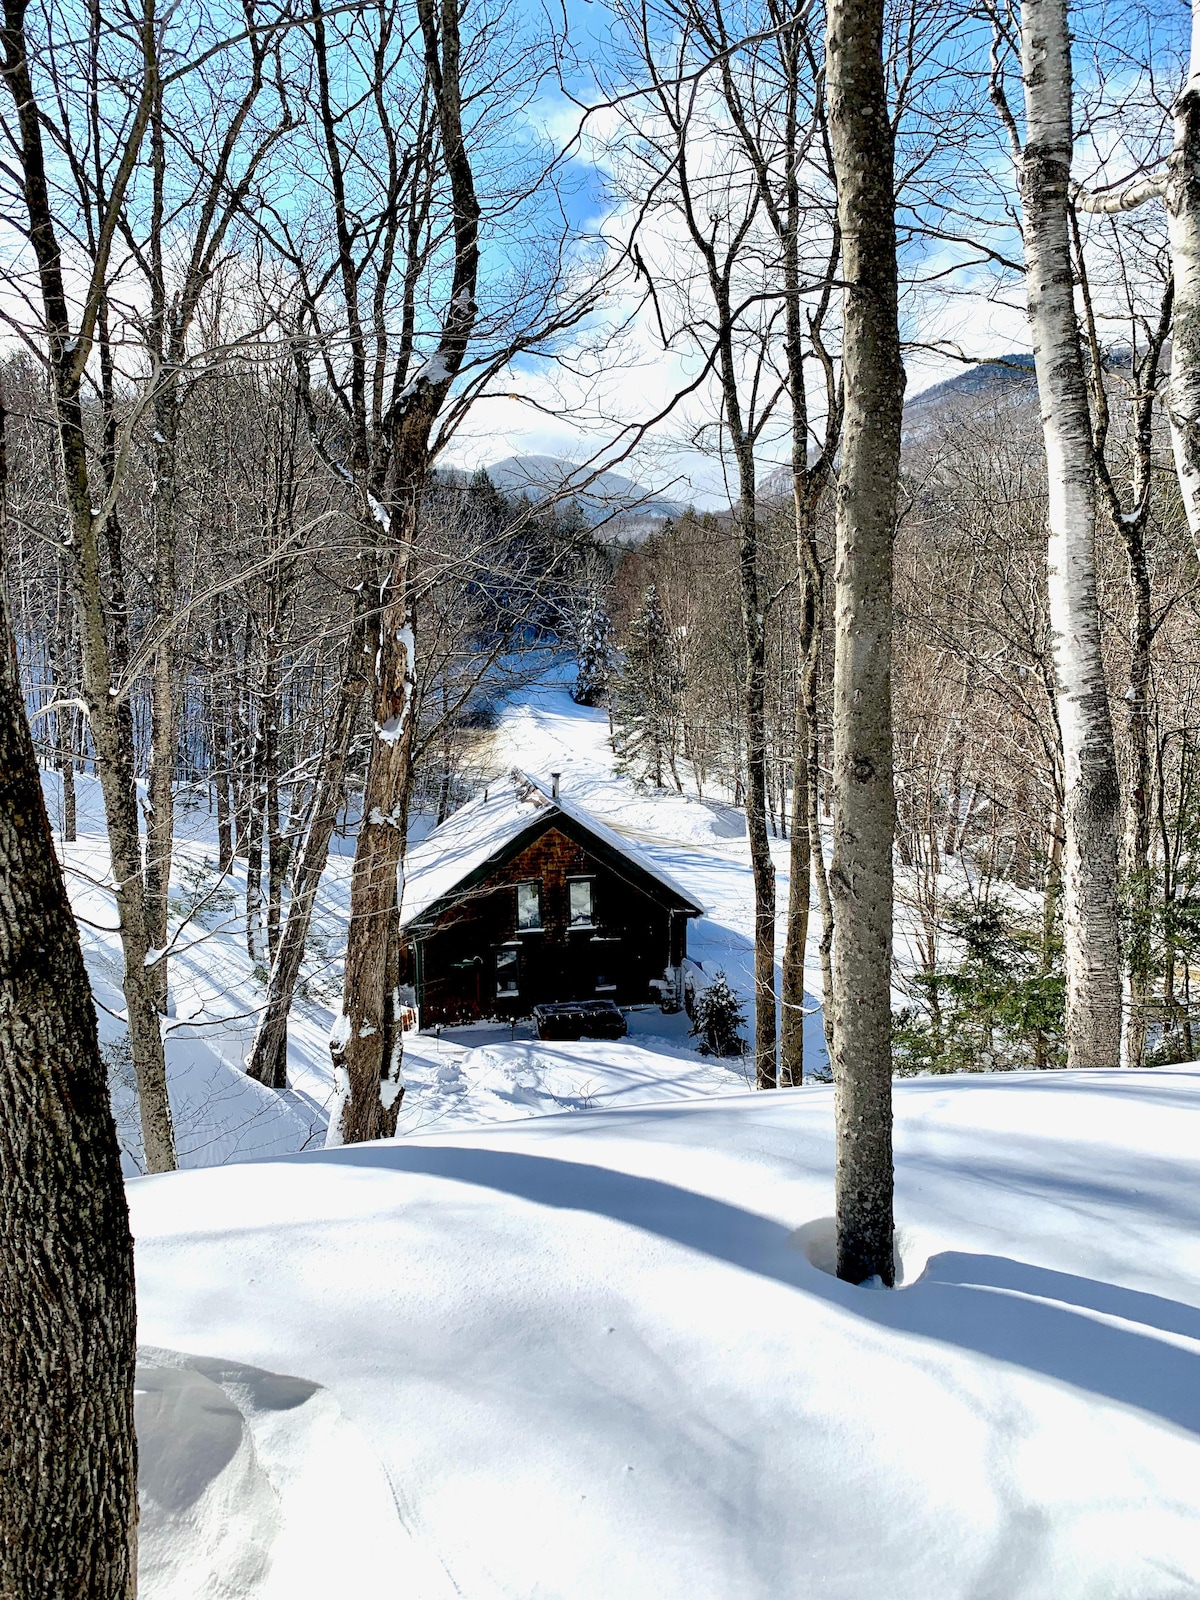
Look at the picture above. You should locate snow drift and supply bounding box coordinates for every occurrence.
[133,1067,1200,1600]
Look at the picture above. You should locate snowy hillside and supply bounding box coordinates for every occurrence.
[55,666,827,1173]
[133,1067,1200,1600]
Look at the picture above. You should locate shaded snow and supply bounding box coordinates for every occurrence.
[135,1347,411,1598]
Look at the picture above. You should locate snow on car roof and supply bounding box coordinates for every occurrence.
[399,770,703,928]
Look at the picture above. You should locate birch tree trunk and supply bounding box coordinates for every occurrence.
[0,437,138,1600]
[826,0,901,1285]
[1020,0,1122,1069]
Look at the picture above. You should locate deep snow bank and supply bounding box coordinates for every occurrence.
[133,1067,1200,1600]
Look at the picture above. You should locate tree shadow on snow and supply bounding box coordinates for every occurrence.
[308,1142,1200,1437]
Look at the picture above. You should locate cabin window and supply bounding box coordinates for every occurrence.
[495,945,520,996]
[569,878,594,927]
[516,880,542,930]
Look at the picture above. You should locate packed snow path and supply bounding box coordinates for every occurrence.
[134,1068,1200,1600]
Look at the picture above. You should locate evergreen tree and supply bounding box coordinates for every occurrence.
[573,593,615,706]
[691,971,748,1057]
[612,583,683,788]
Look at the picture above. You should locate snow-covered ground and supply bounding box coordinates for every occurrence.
[45,664,1200,1596]
[134,1068,1200,1600]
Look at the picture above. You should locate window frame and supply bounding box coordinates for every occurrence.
[515,878,543,932]
[567,876,595,929]
[495,943,521,997]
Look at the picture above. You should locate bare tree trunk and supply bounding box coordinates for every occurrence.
[1020,0,1122,1069]
[52,550,77,842]
[0,419,138,1600]
[210,605,235,874]
[738,488,779,1090]
[1077,249,1172,1071]
[1,1,177,1171]
[143,400,179,1014]
[143,95,180,1013]
[810,703,836,1064]
[328,523,417,1144]
[1168,2,1200,545]
[247,642,366,1090]
[781,680,810,1086]
[245,764,267,969]
[826,0,901,1285]
[781,530,824,1085]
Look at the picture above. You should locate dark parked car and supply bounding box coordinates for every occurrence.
[533,1000,628,1041]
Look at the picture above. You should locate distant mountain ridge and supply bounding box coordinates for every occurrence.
[481,454,688,538]
[482,358,1039,526]
[903,353,1037,435]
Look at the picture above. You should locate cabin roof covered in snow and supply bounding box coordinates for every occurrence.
[399,771,703,929]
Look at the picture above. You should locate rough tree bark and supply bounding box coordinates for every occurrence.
[51,548,77,842]
[0,409,138,1600]
[1020,0,1122,1069]
[826,0,902,1285]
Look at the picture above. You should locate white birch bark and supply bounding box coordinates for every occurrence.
[1020,0,1122,1068]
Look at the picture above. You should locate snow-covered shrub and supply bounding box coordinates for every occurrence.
[690,971,747,1057]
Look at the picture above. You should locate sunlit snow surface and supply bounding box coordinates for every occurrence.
[133,1070,1200,1599]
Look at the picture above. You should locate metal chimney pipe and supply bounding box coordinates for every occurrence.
[551,771,561,800]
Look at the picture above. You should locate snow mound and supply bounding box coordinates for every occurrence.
[136,1348,409,1600]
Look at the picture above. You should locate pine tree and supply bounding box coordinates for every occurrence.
[573,593,615,706]
[691,972,748,1057]
[611,584,683,789]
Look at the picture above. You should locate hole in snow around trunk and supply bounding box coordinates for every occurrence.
[789,1217,935,1288]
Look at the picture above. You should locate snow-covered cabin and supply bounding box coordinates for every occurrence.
[398,771,703,1027]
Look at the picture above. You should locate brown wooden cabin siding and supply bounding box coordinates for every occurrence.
[403,822,688,1026]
